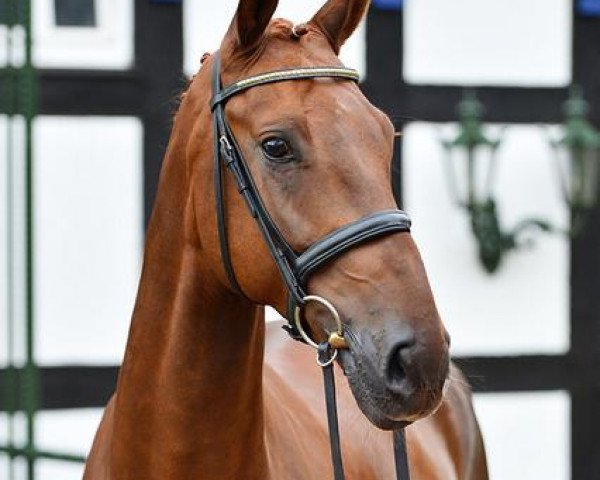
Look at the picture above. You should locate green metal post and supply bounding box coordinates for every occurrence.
[3,1,18,479]
[22,1,39,478]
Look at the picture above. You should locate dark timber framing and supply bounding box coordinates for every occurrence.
[1,1,598,477]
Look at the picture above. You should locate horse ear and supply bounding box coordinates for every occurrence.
[225,0,279,52]
[310,0,370,54]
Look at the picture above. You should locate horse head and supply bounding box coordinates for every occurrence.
[184,0,450,430]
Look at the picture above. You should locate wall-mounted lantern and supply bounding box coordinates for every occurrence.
[549,86,600,235]
[441,91,552,273]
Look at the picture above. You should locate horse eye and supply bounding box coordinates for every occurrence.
[261,137,293,162]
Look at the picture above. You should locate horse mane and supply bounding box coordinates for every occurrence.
[173,75,195,117]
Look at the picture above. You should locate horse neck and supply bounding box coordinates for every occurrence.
[110,126,269,479]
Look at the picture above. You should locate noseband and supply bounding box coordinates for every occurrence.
[210,51,411,479]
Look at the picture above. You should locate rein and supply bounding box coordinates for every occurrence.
[210,51,411,480]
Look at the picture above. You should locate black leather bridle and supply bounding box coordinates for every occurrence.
[210,51,411,479]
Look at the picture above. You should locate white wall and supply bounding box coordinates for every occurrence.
[183,0,366,77]
[0,116,25,367]
[0,409,103,480]
[1,116,143,367]
[474,391,570,480]
[34,117,143,365]
[404,0,572,86]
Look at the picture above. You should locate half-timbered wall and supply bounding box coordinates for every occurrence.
[2,1,599,478]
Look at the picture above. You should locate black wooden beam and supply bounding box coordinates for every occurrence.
[363,83,569,125]
[1,366,118,410]
[37,70,144,116]
[569,10,600,480]
[1,355,591,411]
[570,222,600,479]
[134,0,185,226]
[454,355,592,393]
[1,69,143,116]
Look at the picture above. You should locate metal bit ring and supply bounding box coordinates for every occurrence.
[317,348,338,367]
[294,295,348,350]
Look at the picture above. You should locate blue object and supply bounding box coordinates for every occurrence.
[372,0,403,11]
[578,0,600,16]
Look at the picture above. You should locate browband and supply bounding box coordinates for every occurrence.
[211,66,359,110]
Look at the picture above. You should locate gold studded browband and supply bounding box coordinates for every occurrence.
[210,66,360,110]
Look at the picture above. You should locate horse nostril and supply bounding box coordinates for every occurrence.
[387,347,406,388]
[385,341,413,393]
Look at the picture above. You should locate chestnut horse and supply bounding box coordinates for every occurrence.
[84,0,488,478]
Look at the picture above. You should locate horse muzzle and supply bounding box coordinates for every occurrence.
[337,326,450,430]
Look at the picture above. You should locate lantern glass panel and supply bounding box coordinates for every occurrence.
[553,145,600,209]
[445,144,497,207]
[577,149,599,208]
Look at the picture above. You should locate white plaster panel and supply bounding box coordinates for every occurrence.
[0,25,25,68]
[4,408,103,480]
[34,116,143,364]
[37,408,103,457]
[0,116,28,367]
[474,391,570,480]
[0,116,9,367]
[0,457,27,480]
[36,460,84,480]
[0,408,100,479]
[0,26,6,66]
[404,0,572,86]
[0,455,8,478]
[0,411,25,447]
[403,123,569,356]
[184,0,365,77]
[265,306,284,324]
[33,0,134,69]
